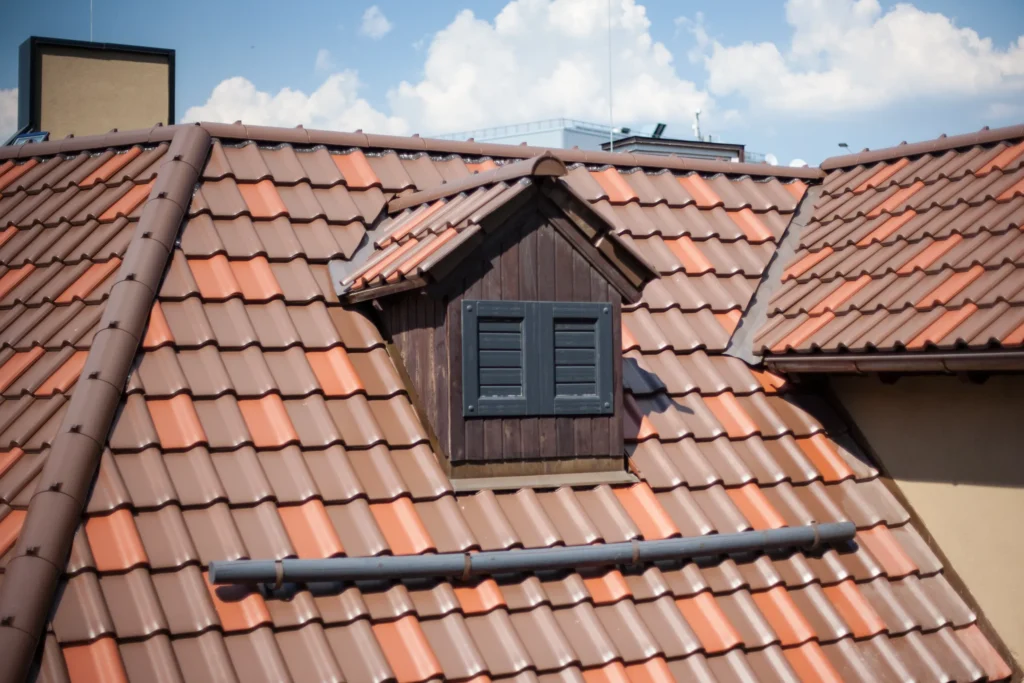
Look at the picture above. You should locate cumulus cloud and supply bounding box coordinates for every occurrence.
[688,0,1024,115]
[361,6,393,39]
[183,73,409,134]
[0,88,17,142]
[388,0,711,133]
[315,49,335,72]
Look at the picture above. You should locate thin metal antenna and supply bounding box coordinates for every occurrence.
[90,0,93,41]
[607,0,613,152]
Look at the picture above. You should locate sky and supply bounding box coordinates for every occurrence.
[1,0,1023,165]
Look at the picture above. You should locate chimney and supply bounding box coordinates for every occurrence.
[18,36,174,140]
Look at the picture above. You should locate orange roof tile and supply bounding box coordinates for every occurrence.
[665,236,713,274]
[237,179,287,218]
[333,150,380,189]
[751,368,787,394]
[306,348,365,397]
[592,168,639,204]
[977,140,1024,175]
[55,258,122,303]
[229,256,283,301]
[623,658,675,683]
[773,311,836,352]
[0,347,45,392]
[1004,319,1024,345]
[582,661,631,683]
[370,497,435,555]
[624,394,657,441]
[796,434,854,483]
[372,615,444,683]
[783,247,833,281]
[380,200,448,248]
[751,585,815,646]
[453,578,506,614]
[784,180,808,202]
[99,180,153,221]
[856,525,918,578]
[467,159,498,174]
[703,392,758,439]
[189,255,242,300]
[782,642,843,683]
[822,579,886,638]
[356,238,422,287]
[36,350,88,395]
[141,301,174,349]
[853,158,910,192]
[0,225,18,249]
[238,395,300,448]
[387,229,460,282]
[621,321,639,352]
[727,483,786,530]
[81,147,143,187]
[677,174,720,207]
[714,309,742,336]
[146,395,208,449]
[583,569,633,606]
[62,637,129,683]
[0,263,36,300]
[278,500,345,559]
[0,159,38,192]
[0,509,27,556]
[730,208,774,242]
[0,448,24,478]
[956,624,1013,682]
[996,176,1024,201]
[866,180,924,217]
[613,483,679,540]
[856,209,918,246]
[908,303,978,348]
[916,264,985,307]
[896,234,963,274]
[84,509,149,572]
[203,571,272,632]
[0,159,12,177]
[808,274,871,315]
[675,592,742,654]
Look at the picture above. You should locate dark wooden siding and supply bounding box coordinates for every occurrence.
[381,205,623,466]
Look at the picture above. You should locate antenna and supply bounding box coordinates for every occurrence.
[607,0,613,152]
[90,0,94,41]
[693,109,702,142]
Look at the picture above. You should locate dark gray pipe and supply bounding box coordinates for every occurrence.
[208,521,855,585]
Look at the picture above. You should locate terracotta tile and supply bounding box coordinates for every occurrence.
[0,509,26,555]
[0,347,45,392]
[238,395,300,447]
[279,499,346,559]
[36,350,88,395]
[583,569,632,606]
[665,236,713,273]
[582,661,631,683]
[623,657,675,683]
[996,175,1024,200]
[856,525,918,578]
[203,571,273,632]
[675,592,742,654]
[0,263,36,299]
[306,347,365,397]
[782,641,843,683]
[1004,319,1024,345]
[783,247,832,281]
[81,147,143,186]
[750,586,814,646]
[678,174,721,208]
[188,255,242,300]
[0,159,39,192]
[56,258,122,303]
[370,497,435,555]
[84,509,149,572]
[613,483,679,540]
[955,624,1013,681]
[908,303,978,348]
[866,181,923,217]
[896,234,963,274]
[773,312,835,352]
[822,579,885,638]
[333,150,380,189]
[142,302,174,349]
[592,169,640,204]
[146,395,208,450]
[372,615,443,683]
[726,483,786,530]
[856,209,918,246]
[238,179,287,218]
[230,256,283,301]
[99,180,153,221]
[0,447,24,478]
[808,275,871,315]
[730,209,774,242]
[454,578,506,615]
[354,239,422,288]
[796,434,854,482]
[62,637,128,683]
[703,393,759,438]
[0,225,18,249]
[387,229,460,282]
[853,158,911,192]
[916,264,985,307]
[977,140,1024,175]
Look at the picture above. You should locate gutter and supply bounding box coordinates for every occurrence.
[764,349,1024,374]
[209,522,856,585]
[0,124,211,683]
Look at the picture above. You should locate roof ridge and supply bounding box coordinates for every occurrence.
[821,124,1024,171]
[0,125,212,683]
[1,122,824,180]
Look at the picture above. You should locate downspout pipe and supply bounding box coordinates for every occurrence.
[209,521,856,585]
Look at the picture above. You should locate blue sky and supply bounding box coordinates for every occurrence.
[2,0,1023,164]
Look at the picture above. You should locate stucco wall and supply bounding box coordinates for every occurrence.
[39,46,170,139]
[831,374,1024,665]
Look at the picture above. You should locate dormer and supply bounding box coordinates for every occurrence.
[332,154,657,486]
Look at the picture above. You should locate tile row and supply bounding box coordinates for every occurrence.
[0,145,167,198]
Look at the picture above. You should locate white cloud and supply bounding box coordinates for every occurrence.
[0,88,17,143]
[688,0,1024,115]
[183,73,409,134]
[361,6,393,40]
[388,0,711,134]
[315,49,335,72]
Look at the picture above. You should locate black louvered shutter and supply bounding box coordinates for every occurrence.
[462,301,530,416]
[537,302,614,415]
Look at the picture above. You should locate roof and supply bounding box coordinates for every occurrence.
[756,124,1024,363]
[0,123,1013,683]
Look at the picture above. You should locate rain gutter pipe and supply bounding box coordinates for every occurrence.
[209,521,856,585]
